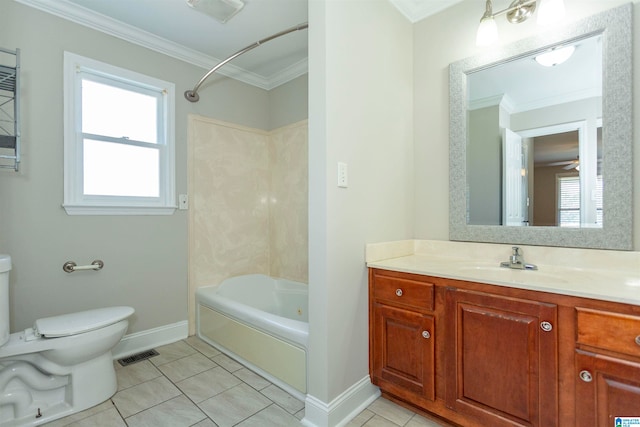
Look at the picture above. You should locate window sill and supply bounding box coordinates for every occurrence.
[63,204,177,216]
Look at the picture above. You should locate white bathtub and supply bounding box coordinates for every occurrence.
[196,274,308,398]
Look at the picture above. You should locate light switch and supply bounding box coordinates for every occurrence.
[337,162,348,188]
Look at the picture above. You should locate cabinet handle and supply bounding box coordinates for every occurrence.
[579,370,593,382]
[395,289,403,297]
[635,335,640,346]
[422,330,431,339]
[540,321,553,332]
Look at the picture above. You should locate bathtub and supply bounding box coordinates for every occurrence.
[196,274,308,398]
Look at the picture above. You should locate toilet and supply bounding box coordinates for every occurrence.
[0,254,134,426]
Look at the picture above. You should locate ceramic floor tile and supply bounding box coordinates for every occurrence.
[346,408,375,427]
[111,376,182,418]
[192,419,219,427]
[197,383,272,427]
[185,336,222,358]
[114,360,163,390]
[212,353,244,372]
[259,384,304,414]
[157,352,218,382]
[125,395,207,427]
[235,403,301,427]
[233,367,271,391]
[367,397,415,426]
[63,407,126,427]
[42,401,115,427]
[151,341,198,366]
[176,366,242,403]
[406,413,454,427]
[363,414,404,427]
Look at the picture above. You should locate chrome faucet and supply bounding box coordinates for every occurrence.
[500,246,538,270]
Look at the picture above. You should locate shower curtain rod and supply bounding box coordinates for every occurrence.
[184,21,309,102]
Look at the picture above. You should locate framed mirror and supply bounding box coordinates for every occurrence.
[449,3,632,250]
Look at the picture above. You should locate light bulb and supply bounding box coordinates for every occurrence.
[476,17,498,47]
[537,0,565,26]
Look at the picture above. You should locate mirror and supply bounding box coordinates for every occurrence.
[449,4,632,250]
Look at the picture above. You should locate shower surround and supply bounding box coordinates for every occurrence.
[187,115,308,332]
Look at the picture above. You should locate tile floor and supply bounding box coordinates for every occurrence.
[44,337,452,427]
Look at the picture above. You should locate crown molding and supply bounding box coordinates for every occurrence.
[15,0,307,90]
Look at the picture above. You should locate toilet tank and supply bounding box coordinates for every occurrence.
[0,254,11,347]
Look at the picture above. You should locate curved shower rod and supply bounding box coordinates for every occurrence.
[184,21,309,102]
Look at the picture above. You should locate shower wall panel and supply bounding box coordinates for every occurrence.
[188,115,308,332]
[269,122,308,284]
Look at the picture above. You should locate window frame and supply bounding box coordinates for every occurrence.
[556,173,603,228]
[63,52,176,215]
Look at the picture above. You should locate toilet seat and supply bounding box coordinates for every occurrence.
[34,306,135,338]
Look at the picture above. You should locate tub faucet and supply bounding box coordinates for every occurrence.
[500,246,538,270]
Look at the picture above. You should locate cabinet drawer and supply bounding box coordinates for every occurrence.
[373,274,434,310]
[577,307,640,358]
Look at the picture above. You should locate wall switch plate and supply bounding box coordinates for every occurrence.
[337,162,348,188]
[179,194,189,210]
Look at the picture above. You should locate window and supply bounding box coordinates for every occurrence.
[557,175,603,227]
[63,52,175,215]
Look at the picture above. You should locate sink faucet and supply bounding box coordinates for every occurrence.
[500,246,538,270]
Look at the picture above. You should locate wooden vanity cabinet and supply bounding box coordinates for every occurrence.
[369,268,640,427]
[574,308,640,426]
[369,269,436,404]
[445,287,558,427]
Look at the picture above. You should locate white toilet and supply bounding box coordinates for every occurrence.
[0,254,134,426]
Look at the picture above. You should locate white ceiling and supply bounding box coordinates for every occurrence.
[17,0,462,90]
[468,35,602,114]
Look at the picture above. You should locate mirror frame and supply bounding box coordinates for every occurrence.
[449,3,633,250]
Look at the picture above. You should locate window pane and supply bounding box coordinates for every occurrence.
[82,79,158,143]
[83,139,159,197]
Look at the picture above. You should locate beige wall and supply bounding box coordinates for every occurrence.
[468,106,501,225]
[413,0,640,249]
[0,2,307,334]
[308,0,414,407]
[187,116,308,332]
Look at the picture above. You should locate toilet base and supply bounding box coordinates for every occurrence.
[0,352,117,426]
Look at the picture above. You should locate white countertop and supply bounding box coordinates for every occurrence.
[366,240,640,306]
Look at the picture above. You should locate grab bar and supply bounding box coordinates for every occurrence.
[63,260,104,273]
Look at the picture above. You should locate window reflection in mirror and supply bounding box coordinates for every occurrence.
[466,34,602,228]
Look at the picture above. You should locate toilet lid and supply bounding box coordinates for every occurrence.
[34,306,134,337]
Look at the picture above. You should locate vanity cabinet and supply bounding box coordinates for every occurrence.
[369,268,640,427]
[445,288,558,427]
[574,308,640,426]
[369,270,436,404]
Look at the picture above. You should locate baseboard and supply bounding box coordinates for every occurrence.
[301,376,380,427]
[111,320,189,360]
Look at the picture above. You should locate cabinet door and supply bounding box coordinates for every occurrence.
[575,350,640,426]
[445,288,558,427]
[371,302,435,401]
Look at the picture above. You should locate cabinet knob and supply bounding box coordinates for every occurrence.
[635,335,640,346]
[540,321,553,332]
[422,330,431,339]
[395,289,403,297]
[579,370,593,382]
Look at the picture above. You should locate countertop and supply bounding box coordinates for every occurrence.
[366,240,640,306]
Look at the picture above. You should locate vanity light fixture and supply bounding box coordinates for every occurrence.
[476,0,566,46]
[534,45,575,66]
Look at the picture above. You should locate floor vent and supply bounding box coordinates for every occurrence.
[117,349,159,366]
